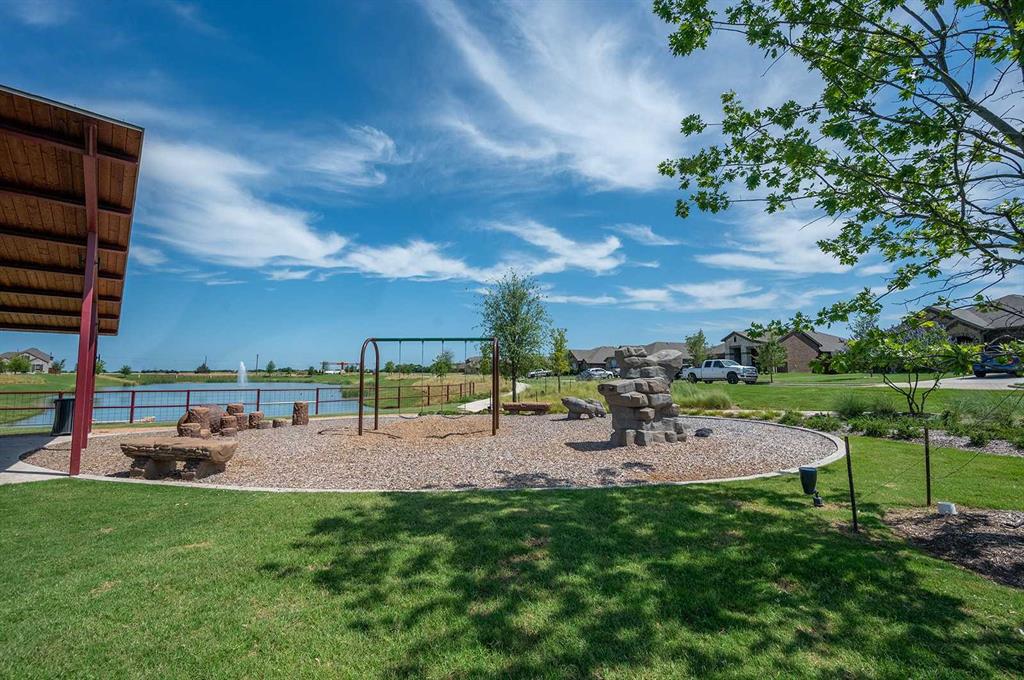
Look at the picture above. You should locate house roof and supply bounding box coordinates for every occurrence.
[0,84,144,336]
[783,330,847,353]
[1,347,52,362]
[926,294,1024,332]
[720,330,761,343]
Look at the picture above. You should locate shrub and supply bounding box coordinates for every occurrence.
[674,383,734,410]
[892,417,923,440]
[833,392,869,419]
[868,393,899,417]
[968,430,992,447]
[756,410,781,421]
[778,411,805,426]
[805,414,842,432]
[849,416,892,438]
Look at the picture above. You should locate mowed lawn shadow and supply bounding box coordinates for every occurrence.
[260,484,1023,677]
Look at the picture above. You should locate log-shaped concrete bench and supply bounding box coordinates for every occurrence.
[503,402,551,415]
[121,437,238,481]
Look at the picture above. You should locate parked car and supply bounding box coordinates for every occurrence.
[527,369,553,378]
[578,367,614,381]
[683,359,758,384]
[972,344,1022,377]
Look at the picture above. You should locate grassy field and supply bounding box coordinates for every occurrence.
[523,376,1021,415]
[0,437,1020,677]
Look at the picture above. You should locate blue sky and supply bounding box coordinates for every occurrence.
[1,0,1005,369]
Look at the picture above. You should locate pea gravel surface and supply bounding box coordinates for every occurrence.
[23,415,838,491]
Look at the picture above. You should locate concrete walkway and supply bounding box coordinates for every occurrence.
[459,381,532,413]
[0,433,69,484]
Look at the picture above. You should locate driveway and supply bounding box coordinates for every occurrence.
[929,375,1021,390]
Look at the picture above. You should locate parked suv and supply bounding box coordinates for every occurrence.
[682,359,758,384]
[972,344,1022,377]
[578,367,614,381]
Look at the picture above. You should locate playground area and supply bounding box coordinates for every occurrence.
[21,414,840,491]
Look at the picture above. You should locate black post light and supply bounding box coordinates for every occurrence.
[799,466,824,507]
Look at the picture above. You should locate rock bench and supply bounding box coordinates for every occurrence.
[503,402,551,415]
[121,437,238,481]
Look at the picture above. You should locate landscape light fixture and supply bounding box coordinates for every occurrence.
[799,466,824,507]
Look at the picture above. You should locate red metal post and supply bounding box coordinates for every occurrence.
[129,390,136,424]
[426,384,431,407]
[254,389,259,412]
[397,385,402,410]
[69,124,99,475]
[314,387,320,416]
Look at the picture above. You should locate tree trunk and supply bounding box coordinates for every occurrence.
[511,363,518,402]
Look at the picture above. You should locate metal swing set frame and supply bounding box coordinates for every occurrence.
[358,336,500,436]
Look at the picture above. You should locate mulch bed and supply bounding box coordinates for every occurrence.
[22,415,838,492]
[886,508,1024,589]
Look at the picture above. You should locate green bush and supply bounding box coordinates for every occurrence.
[868,393,899,417]
[832,392,869,419]
[674,383,734,410]
[805,414,842,432]
[968,430,992,447]
[892,418,923,440]
[778,411,805,426]
[849,416,892,438]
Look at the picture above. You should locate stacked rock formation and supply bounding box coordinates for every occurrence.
[597,346,687,446]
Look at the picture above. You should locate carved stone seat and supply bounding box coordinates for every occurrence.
[503,402,552,415]
[121,437,238,480]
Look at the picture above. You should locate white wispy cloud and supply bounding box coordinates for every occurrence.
[139,139,350,269]
[486,220,624,276]
[422,0,684,191]
[129,243,167,267]
[696,209,848,275]
[2,0,74,25]
[609,223,682,246]
[266,269,314,281]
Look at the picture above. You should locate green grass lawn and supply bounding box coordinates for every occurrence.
[0,437,1021,678]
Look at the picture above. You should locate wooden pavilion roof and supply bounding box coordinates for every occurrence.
[0,84,143,336]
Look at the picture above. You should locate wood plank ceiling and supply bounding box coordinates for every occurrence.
[0,84,143,335]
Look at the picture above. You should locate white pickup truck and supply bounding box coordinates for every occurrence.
[683,359,758,385]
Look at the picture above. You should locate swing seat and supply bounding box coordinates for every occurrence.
[503,402,551,415]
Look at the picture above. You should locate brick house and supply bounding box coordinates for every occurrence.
[779,331,848,372]
[923,294,1024,344]
[712,331,763,366]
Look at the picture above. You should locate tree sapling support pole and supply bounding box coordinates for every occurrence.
[845,436,859,532]
[924,426,932,507]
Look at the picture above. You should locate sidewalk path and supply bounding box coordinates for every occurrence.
[0,434,69,485]
[459,381,532,413]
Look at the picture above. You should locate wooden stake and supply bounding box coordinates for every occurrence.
[924,426,932,508]
[845,436,859,532]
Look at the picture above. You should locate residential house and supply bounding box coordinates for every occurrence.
[713,331,763,366]
[1,347,54,373]
[779,330,848,372]
[923,294,1024,344]
[569,342,691,373]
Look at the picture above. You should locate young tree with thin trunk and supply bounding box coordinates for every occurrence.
[685,330,710,368]
[550,327,569,392]
[478,271,551,402]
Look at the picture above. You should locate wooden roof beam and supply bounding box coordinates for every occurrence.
[0,224,128,254]
[0,305,118,320]
[0,259,123,281]
[0,183,131,216]
[0,321,117,335]
[0,119,139,165]
[0,286,121,303]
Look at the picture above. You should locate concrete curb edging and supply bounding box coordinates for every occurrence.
[5,416,845,494]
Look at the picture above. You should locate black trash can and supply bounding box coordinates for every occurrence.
[51,396,75,436]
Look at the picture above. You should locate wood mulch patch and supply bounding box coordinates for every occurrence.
[885,508,1024,589]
